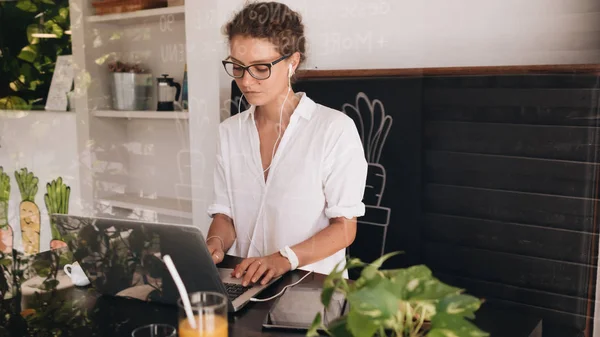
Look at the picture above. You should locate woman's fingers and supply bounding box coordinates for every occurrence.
[233,258,254,278]
[242,260,262,286]
[261,269,276,285]
[251,263,268,283]
[211,249,224,264]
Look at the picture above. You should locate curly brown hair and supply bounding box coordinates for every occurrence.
[224,1,306,66]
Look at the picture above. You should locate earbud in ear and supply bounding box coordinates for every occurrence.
[288,64,293,78]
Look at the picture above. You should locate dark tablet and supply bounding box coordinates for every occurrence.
[262,284,348,332]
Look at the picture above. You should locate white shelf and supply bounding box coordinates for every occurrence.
[93,110,189,120]
[87,6,185,25]
[97,193,193,219]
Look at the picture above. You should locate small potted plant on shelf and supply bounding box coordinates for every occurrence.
[107,60,152,111]
[307,252,490,337]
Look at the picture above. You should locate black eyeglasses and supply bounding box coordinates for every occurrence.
[222,54,290,80]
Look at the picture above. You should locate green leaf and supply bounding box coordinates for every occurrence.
[427,329,458,337]
[430,313,489,337]
[45,20,63,38]
[29,80,42,91]
[20,63,33,81]
[346,282,397,320]
[347,308,379,337]
[345,257,366,270]
[328,316,353,337]
[42,278,60,291]
[321,261,345,306]
[16,0,38,12]
[9,80,24,92]
[58,251,74,268]
[41,0,55,4]
[59,7,69,20]
[407,278,462,301]
[354,251,402,289]
[0,96,30,110]
[17,45,39,63]
[405,264,433,280]
[437,294,483,319]
[369,251,402,270]
[26,24,40,44]
[307,312,322,337]
[31,258,52,277]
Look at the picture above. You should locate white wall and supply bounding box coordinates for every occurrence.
[294,0,600,69]
[0,111,83,252]
[213,0,600,103]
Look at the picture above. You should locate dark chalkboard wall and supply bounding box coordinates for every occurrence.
[229,69,600,337]
[231,77,424,271]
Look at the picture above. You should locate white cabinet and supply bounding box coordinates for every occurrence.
[68,0,207,227]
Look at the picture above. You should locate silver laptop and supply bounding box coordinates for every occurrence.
[52,214,276,312]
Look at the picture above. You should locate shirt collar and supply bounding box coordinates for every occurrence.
[241,92,315,122]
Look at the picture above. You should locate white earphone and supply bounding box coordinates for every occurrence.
[238,61,295,257]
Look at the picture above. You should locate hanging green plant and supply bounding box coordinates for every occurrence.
[0,0,71,110]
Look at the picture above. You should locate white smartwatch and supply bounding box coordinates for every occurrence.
[279,245,299,270]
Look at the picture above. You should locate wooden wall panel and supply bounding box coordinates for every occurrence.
[425,122,600,162]
[423,213,595,264]
[424,243,593,298]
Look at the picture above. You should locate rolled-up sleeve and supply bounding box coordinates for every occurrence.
[207,127,232,219]
[323,118,368,219]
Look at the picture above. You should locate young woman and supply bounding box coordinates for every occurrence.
[205,2,368,286]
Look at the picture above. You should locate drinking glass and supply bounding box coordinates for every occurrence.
[131,323,176,337]
[178,291,228,337]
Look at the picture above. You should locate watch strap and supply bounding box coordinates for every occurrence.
[279,245,299,270]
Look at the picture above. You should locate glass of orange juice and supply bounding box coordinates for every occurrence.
[178,291,228,337]
[131,324,176,337]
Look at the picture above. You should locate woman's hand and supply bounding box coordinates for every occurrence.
[232,253,291,286]
[206,238,225,264]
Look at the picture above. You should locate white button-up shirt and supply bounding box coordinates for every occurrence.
[207,92,368,275]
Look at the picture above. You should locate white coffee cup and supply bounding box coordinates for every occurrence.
[64,261,91,287]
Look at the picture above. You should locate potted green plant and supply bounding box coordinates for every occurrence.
[308,252,489,337]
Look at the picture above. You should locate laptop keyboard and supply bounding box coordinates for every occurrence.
[224,283,252,301]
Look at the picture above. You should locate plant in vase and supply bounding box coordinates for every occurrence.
[61,216,163,298]
[106,60,152,111]
[23,248,93,337]
[308,252,489,337]
[0,249,32,336]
